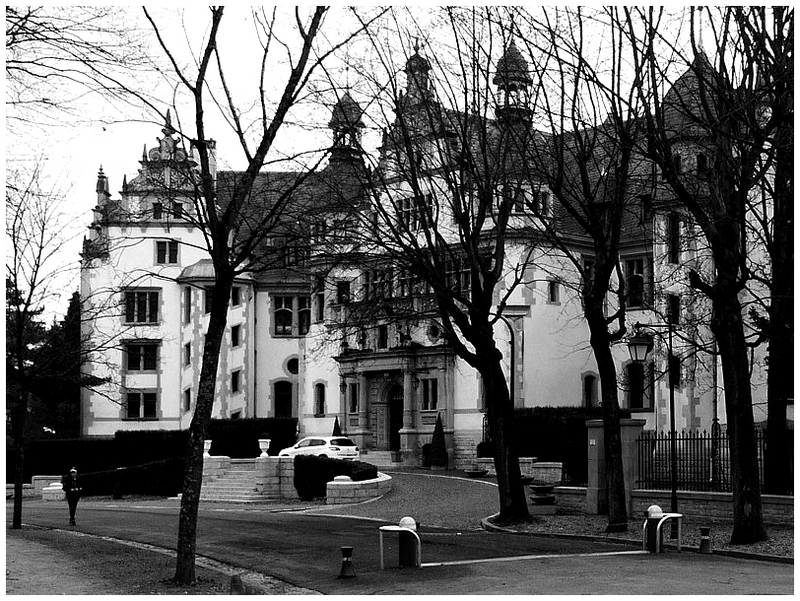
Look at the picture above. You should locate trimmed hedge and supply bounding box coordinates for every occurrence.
[78,457,185,498]
[293,455,378,501]
[208,418,298,458]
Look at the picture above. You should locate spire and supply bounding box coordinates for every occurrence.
[95,166,109,194]
[162,109,176,137]
[121,174,128,194]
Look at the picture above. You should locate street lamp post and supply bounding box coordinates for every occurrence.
[628,320,678,538]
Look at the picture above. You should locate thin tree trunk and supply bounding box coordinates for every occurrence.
[11,390,29,530]
[712,294,769,544]
[173,276,233,583]
[586,305,628,531]
[481,354,529,522]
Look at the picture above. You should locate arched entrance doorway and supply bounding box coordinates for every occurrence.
[387,384,403,452]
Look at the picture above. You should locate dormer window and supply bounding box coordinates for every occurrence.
[171,202,183,219]
[153,202,163,220]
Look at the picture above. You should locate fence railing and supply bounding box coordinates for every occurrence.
[636,429,790,494]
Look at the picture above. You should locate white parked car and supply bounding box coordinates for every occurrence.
[278,436,361,460]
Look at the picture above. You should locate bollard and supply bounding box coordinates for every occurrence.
[698,526,712,554]
[338,546,356,579]
[398,517,419,568]
[644,505,664,553]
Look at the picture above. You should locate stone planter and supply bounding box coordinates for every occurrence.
[258,439,271,458]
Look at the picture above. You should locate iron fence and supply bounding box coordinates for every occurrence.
[636,429,791,494]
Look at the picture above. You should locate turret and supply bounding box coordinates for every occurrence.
[403,40,433,106]
[328,92,365,168]
[494,39,533,123]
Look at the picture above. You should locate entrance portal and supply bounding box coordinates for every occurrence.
[388,384,403,452]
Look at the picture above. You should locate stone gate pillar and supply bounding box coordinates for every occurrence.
[586,418,646,515]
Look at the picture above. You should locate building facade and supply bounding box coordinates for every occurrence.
[80,44,761,466]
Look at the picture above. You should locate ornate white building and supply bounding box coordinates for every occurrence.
[80,45,755,467]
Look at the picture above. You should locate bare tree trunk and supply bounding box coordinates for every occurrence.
[11,390,30,529]
[173,275,233,583]
[480,355,529,522]
[586,304,628,531]
[764,111,793,496]
[712,294,769,544]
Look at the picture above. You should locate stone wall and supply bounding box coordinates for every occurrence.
[254,456,298,500]
[554,486,793,527]
[476,457,538,478]
[326,473,392,504]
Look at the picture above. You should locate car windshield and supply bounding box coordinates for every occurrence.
[330,438,356,446]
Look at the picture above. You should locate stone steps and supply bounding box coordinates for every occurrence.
[360,451,402,467]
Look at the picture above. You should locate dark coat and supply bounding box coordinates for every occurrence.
[62,474,82,497]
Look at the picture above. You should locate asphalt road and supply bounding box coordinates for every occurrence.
[10,471,794,595]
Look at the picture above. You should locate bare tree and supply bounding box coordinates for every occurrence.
[5,6,152,134]
[621,6,785,543]
[138,6,382,582]
[6,165,106,529]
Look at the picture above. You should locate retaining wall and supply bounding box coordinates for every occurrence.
[553,486,793,526]
[326,473,392,504]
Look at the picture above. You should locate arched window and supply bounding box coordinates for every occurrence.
[625,362,654,410]
[274,381,293,418]
[314,383,326,416]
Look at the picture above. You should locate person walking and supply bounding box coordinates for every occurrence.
[62,467,82,526]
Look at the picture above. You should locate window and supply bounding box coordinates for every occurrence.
[287,357,299,375]
[504,181,528,214]
[272,295,311,337]
[274,296,293,336]
[626,362,654,410]
[336,281,351,304]
[398,194,433,230]
[696,153,707,174]
[126,391,157,419]
[583,374,597,408]
[667,294,681,325]
[126,342,158,371]
[156,240,178,265]
[364,269,392,300]
[231,370,241,394]
[231,286,241,307]
[204,287,214,314]
[298,297,311,335]
[275,381,293,418]
[316,293,324,322]
[183,342,191,366]
[349,383,359,413]
[231,324,241,347]
[421,378,438,410]
[624,257,653,308]
[672,154,682,174]
[153,202,163,220]
[667,213,680,264]
[171,202,183,219]
[124,290,159,324]
[377,325,389,349]
[669,353,682,388]
[183,287,191,323]
[397,269,414,298]
[547,281,560,304]
[314,383,326,416]
[183,388,191,412]
[445,257,471,294]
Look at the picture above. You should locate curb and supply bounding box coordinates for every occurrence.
[480,514,793,565]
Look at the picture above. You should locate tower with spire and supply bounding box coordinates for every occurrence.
[494,38,533,123]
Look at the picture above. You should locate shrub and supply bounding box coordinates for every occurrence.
[428,413,447,466]
[79,457,185,498]
[293,455,378,501]
[476,440,494,459]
